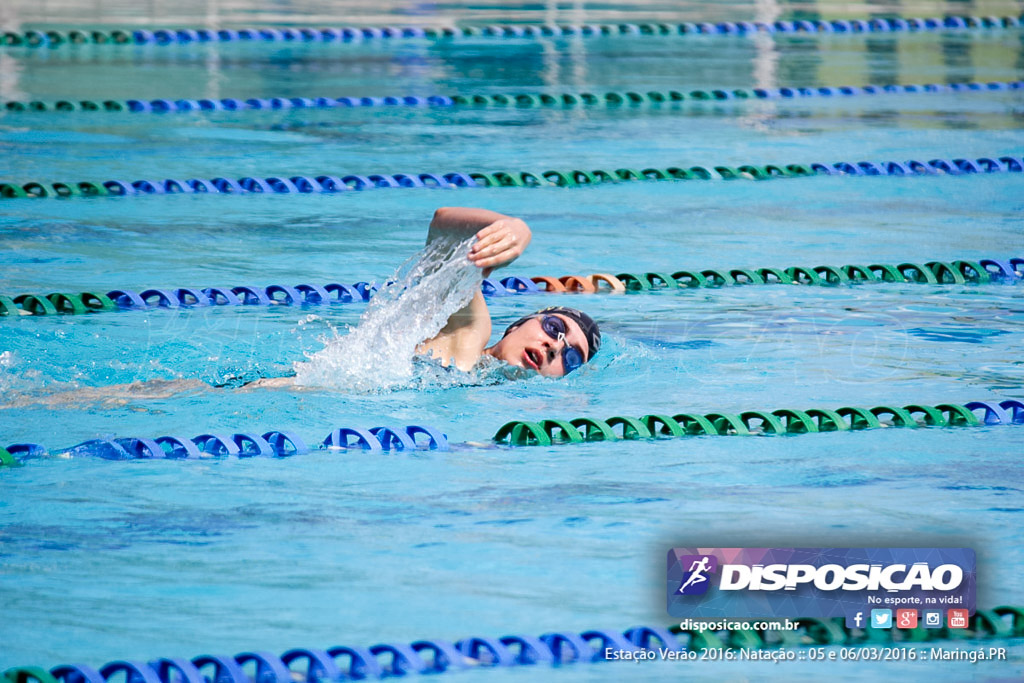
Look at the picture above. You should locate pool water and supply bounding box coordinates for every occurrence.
[1,1,1023,680]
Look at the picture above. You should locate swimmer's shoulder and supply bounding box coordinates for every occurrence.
[418,294,491,372]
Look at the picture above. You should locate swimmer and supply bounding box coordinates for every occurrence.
[3,208,600,408]
[416,206,600,376]
[251,206,599,389]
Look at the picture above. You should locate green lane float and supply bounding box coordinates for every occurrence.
[492,400,1022,446]
[0,447,18,467]
[537,258,1022,291]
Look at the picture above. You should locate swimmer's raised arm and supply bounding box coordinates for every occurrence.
[418,208,532,370]
[427,207,532,277]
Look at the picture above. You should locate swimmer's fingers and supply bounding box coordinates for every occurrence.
[473,249,520,270]
[469,234,521,268]
[469,230,512,259]
[470,218,530,268]
[472,218,530,248]
[470,221,509,252]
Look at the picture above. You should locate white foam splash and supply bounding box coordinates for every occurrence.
[0,350,16,394]
[293,237,485,392]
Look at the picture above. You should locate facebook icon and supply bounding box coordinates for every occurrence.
[845,611,866,629]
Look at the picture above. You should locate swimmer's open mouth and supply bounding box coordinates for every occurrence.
[523,348,541,371]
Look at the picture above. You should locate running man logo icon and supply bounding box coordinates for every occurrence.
[676,555,718,596]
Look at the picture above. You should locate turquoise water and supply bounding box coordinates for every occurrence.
[1,1,1023,680]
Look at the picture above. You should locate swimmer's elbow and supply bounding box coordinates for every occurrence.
[430,207,516,230]
[431,207,458,226]
[428,207,460,235]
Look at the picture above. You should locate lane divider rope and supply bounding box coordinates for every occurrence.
[3,400,1021,467]
[2,608,1022,680]
[492,400,1024,446]
[6,80,1020,114]
[2,15,1021,48]
[1,154,1021,201]
[3,258,1021,319]
[0,278,533,318]
[524,259,1024,291]
[1,423,448,465]
[0,282,385,317]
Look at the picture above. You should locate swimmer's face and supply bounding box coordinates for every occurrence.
[488,314,590,377]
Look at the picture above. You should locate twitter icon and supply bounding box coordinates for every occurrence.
[871,609,893,629]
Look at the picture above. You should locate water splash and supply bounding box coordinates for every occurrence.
[0,350,17,394]
[293,237,487,392]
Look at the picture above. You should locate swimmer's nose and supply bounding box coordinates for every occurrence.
[545,338,566,365]
[541,334,565,366]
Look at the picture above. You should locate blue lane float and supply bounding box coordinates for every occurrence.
[118,282,381,307]
[323,425,448,452]
[4,425,448,463]
[2,155,1022,202]
[4,607,1022,682]
[0,278,533,319]
[6,79,1022,115]
[3,14,1021,48]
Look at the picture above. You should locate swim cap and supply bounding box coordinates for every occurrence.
[503,306,601,361]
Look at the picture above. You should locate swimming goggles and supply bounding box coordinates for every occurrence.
[540,315,585,374]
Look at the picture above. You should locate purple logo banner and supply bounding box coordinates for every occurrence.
[666,548,975,620]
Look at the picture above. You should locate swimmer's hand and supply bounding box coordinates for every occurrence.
[467,217,531,276]
[427,207,532,277]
